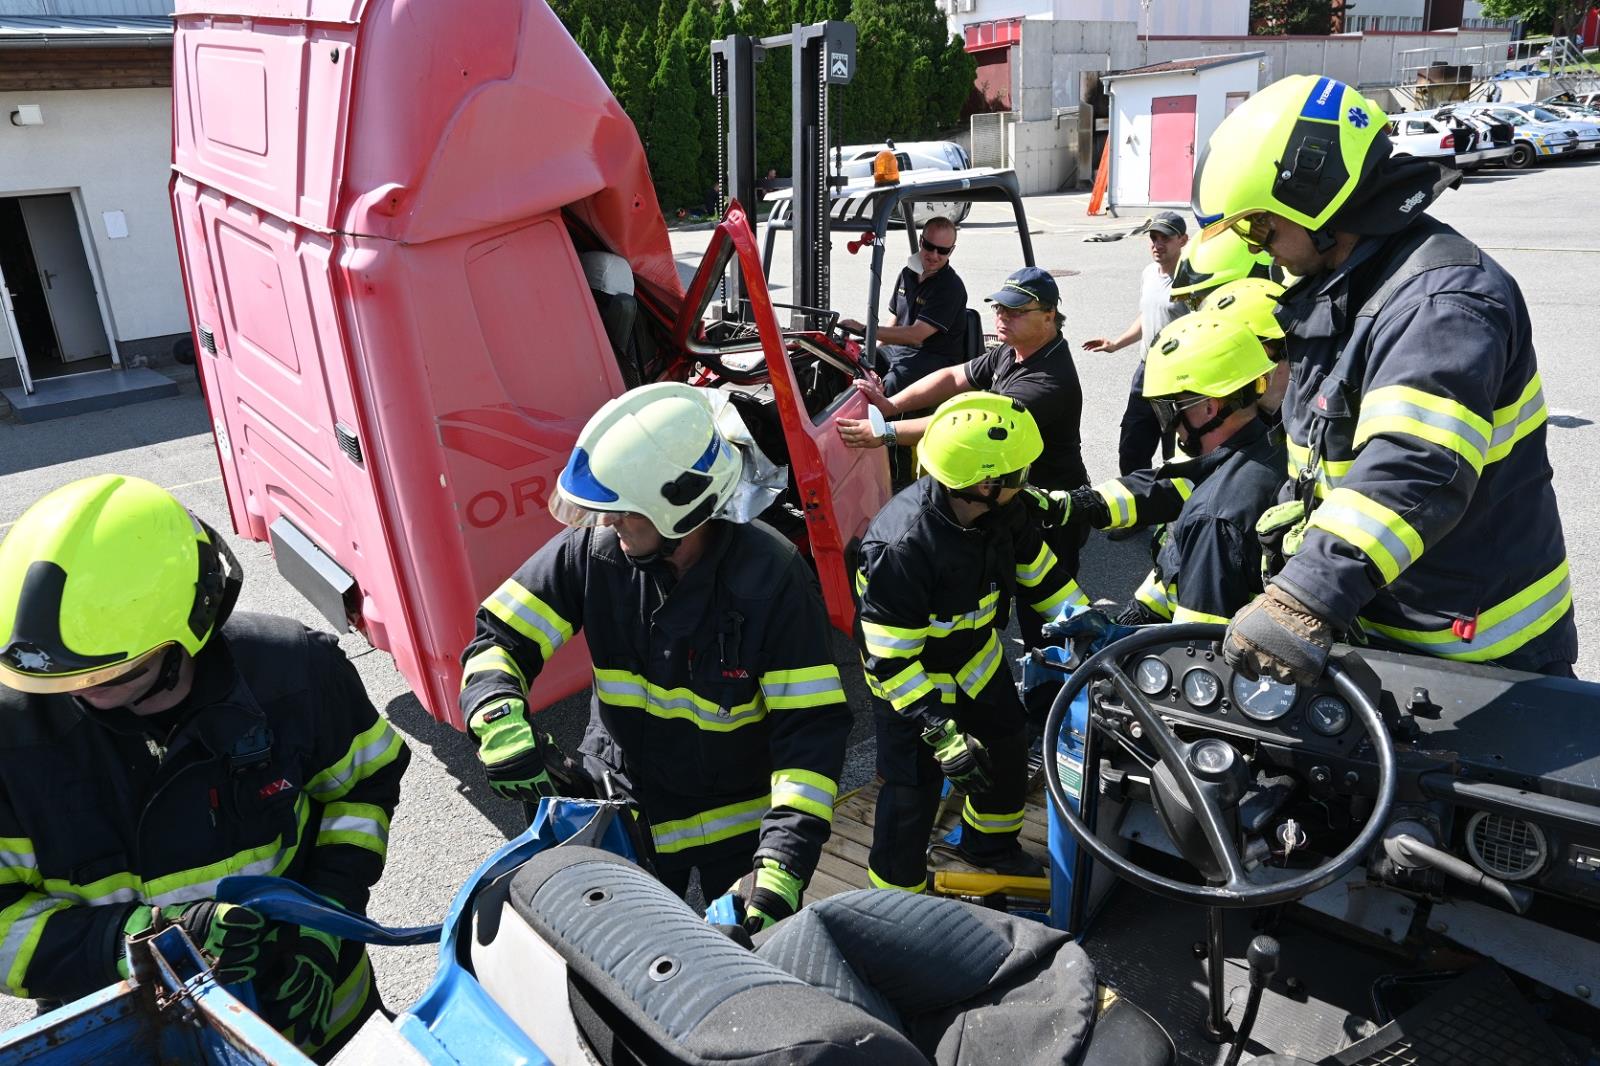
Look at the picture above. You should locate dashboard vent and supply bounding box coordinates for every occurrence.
[1465,811,1547,882]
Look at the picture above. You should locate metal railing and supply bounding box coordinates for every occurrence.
[1398,34,1600,109]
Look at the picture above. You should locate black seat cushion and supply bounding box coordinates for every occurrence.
[962,308,983,363]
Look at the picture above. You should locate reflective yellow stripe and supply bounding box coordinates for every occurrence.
[868,867,926,893]
[1096,479,1138,530]
[1173,477,1195,502]
[0,896,70,996]
[854,568,867,596]
[771,769,838,822]
[761,665,846,709]
[1015,542,1056,587]
[1355,385,1490,473]
[485,578,574,661]
[0,838,39,890]
[1285,438,1350,499]
[303,948,374,1055]
[306,718,405,802]
[1134,569,1174,620]
[865,660,937,712]
[1031,577,1090,618]
[860,618,928,660]
[460,646,527,691]
[594,668,765,731]
[1487,374,1547,463]
[650,796,767,854]
[317,801,390,858]
[1362,561,1572,662]
[962,797,1024,835]
[1307,487,1424,585]
[954,632,1004,697]
[927,590,1001,637]
[1173,604,1230,624]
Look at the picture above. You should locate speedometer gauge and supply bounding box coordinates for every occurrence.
[1134,656,1172,696]
[1230,674,1298,722]
[1182,668,1221,708]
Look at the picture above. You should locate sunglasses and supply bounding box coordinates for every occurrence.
[1149,395,1211,433]
[993,303,1047,319]
[919,237,954,256]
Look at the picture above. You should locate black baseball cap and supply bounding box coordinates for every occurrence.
[1135,211,1188,237]
[987,267,1060,308]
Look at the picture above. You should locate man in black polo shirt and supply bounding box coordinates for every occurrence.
[839,216,968,392]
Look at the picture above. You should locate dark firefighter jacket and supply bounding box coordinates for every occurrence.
[1128,418,1286,624]
[855,478,1086,730]
[459,520,850,883]
[0,613,408,1055]
[1272,216,1576,670]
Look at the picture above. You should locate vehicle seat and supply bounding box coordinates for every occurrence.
[472,846,1172,1066]
[581,250,651,388]
[962,307,983,363]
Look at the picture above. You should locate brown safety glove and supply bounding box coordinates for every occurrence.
[1223,584,1332,687]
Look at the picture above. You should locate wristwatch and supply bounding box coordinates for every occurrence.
[882,420,898,446]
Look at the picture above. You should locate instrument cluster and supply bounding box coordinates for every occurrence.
[1123,646,1356,746]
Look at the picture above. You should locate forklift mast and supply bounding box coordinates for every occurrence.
[711,21,856,328]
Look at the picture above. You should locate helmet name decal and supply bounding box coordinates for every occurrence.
[1398,191,1427,214]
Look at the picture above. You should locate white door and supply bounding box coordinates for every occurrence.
[0,261,33,394]
[18,194,111,363]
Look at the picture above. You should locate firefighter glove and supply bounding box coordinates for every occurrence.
[923,719,992,791]
[123,900,267,985]
[1021,488,1072,527]
[270,926,340,1049]
[734,858,804,934]
[469,698,558,802]
[1224,583,1332,687]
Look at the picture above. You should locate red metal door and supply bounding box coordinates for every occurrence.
[1148,95,1197,204]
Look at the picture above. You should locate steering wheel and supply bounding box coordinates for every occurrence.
[1042,622,1397,908]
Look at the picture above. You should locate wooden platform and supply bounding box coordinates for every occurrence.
[807,778,1053,901]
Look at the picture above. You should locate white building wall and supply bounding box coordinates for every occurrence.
[1110,61,1262,209]
[0,88,186,350]
[1052,0,1248,37]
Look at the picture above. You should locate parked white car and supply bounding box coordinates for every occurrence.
[1386,111,1513,170]
[1439,103,1582,167]
[1454,102,1600,157]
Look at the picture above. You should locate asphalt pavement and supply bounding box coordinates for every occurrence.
[0,153,1595,1034]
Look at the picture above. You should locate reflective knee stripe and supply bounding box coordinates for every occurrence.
[1355,385,1491,473]
[1308,488,1424,585]
[860,619,928,660]
[594,668,765,731]
[1031,577,1090,618]
[0,895,71,996]
[954,633,1003,698]
[1488,374,1547,463]
[927,590,1000,637]
[1096,479,1137,530]
[962,797,1024,835]
[864,659,937,712]
[1363,561,1572,663]
[0,838,40,890]
[867,867,926,893]
[1134,569,1174,620]
[317,801,390,858]
[307,719,406,803]
[1015,543,1057,587]
[650,796,767,855]
[771,769,838,822]
[1172,604,1230,624]
[460,646,527,691]
[484,578,574,661]
[761,665,846,709]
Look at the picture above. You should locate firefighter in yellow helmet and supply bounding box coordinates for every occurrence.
[1193,74,1574,679]
[854,393,1086,891]
[0,476,409,1061]
[1169,227,1276,309]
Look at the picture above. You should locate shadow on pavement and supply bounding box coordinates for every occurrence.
[0,386,210,476]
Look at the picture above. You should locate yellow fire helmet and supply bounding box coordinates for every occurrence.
[1170,227,1275,299]
[1143,313,1275,402]
[1193,75,1388,243]
[918,392,1043,491]
[1197,277,1288,342]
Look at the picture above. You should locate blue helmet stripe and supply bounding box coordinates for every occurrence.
[690,434,721,473]
[1300,77,1341,122]
[558,447,620,503]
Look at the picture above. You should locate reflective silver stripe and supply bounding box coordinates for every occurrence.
[1314,498,1416,575]
[962,802,1024,833]
[0,849,36,872]
[490,587,569,654]
[1015,548,1052,585]
[772,779,836,810]
[1368,571,1572,658]
[146,848,291,907]
[650,806,765,851]
[320,813,390,846]
[1489,384,1546,455]
[0,897,70,985]
[763,677,845,700]
[1358,396,1490,459]
[863,631,923,652]
[928,675,958,701]
[310,724,401,801]
[594,676,764,727]
[928,599,998,634]
[956,635,1002,694]
[880,669,932,704]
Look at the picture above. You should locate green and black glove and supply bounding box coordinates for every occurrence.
[733,858,804,934]
[270,926,340,1049]
[123,900,267,985]
[1021,487,1072,527]
[468,697,562,802]
[922,718,992,791]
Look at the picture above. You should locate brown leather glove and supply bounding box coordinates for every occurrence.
[1223,584,1332,687]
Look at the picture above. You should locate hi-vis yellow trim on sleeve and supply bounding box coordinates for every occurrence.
[860,618,928,660]
[1173,604,1230,624]
[1487,373,1547,464]
[460,646,527,691]
[771,769,839,822]
[1286,438,1351,499]
[927,590,1000,637]
[1015,543,1058,587]
[1363,561,1571,663]
[1030,577,1090,618]
[868,867,926,893]
[484,578,574,661]
[1096,479,1138,530]
[317,800,391,858]
[1134,569,1175,620]
[594,669,765,731]
[1173,478,1195,502]
[761,665,847,709]
[865,660,936,712]
[650,796,767,855]
[1354,385,1491,473]
[307,719,405,803]
[1308,487,1424,585]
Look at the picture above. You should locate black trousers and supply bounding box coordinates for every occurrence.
[1119,358,1173,475]
[868,677,1029,891]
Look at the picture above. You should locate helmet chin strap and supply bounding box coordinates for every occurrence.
[130,646,185,706]
[1176,399,1251,457]
[951,483,1006,511]
[1309,226,1339,254]
[623,534,683,570]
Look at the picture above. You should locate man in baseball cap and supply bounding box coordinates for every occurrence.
[1132,210,1187,239]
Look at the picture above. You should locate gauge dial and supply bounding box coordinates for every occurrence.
[1230,675,1298,722]
[1306,695,1351,736]
[1182,667,1221,708]
[1135,656,1172,696]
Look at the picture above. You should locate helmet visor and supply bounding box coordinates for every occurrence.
[548,493,629,529]
[1148,395,1209,434]
[0,640,171,695]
